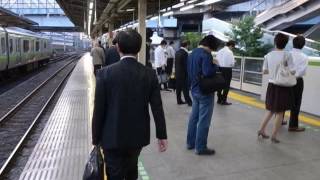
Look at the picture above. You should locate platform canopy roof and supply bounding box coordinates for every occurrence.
[57,0,250,36]
[0,7,38,27]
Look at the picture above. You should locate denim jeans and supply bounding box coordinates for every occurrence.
[187,92,214,152]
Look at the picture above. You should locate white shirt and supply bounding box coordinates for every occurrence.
[166,45,175,59]
[263,50,295,83]
[216,46,235,67]
[291,48,308,77]
[154,45,167,68]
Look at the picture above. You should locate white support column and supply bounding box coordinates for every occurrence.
[108,23,114,47]
[138,0,146,65]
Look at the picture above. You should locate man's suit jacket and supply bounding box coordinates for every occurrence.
[105,46,120,66]
[175,49,188,82]
[92,57,167,149]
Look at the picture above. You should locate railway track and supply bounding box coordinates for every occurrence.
[0,55,81,177]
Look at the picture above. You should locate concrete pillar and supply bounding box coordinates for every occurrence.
[138,0,146,65]
[203,12,213,20]
[108,23,114,47]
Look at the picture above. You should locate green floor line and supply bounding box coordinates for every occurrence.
[138,160,150,180]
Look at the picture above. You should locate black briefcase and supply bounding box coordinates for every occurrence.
[168,75,176,90]
[199,72,226,94]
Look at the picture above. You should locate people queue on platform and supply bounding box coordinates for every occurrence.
[89,29,308,180]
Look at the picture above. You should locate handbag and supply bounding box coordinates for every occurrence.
[83,146,104,180]
[199,70,227,94]
[273,53,297,87]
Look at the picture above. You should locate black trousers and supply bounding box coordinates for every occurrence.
[176,78,192,104]
[103,148,142,180]
[289,78,304,128]
[156,67,168,89]
[166,58,174,76]
[94,64,102,76]
[217,67,232,103]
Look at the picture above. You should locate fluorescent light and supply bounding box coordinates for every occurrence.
[126,8,135,12]
[89,10,92,15]
[172,3,184,8]
[196,0,221,5]
[180,5,195,11]
[187,0,198,4]
[163,11,173,16]
[150,16,158,20]
[89,2,93,9]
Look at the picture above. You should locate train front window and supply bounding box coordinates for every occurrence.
[23,40,29,52]
[1,37,5,54]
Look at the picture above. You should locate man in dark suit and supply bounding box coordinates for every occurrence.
[105,38,120,66]
[175,41,192,106]
[92,30,168,180]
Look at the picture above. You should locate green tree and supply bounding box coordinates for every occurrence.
[227,15,272,57]
[181,32,202,50]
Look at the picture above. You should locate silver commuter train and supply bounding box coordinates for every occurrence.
[0,27,52,72]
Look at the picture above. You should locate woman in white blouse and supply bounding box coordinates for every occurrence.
[258,33,296,143]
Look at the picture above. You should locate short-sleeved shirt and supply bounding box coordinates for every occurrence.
[263,50,295,83]
[216,46,235,67]
[291,48,308,77]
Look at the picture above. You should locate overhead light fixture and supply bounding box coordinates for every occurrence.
[187,0,198,4]
[180,4,195,11]
[150,16,158,20]
[89,2,93,9]
[126,8,135,12]
[163,11,173,16]
[197,0,222,5]
[172,3,184,9]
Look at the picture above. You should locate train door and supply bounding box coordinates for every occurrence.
[16,38,22,65]
[0,32,6,71]
[8,37,16,68]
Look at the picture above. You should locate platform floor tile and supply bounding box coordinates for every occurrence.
[19,54,95,180]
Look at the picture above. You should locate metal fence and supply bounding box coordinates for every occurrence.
[231,56,264,94]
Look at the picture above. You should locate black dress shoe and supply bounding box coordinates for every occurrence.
[288,127,305,132]
[196,148,216,155]
[177,102,187,105]
[221,102,232,105]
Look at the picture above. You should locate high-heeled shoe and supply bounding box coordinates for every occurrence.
[271,137,280,143]
[257,131,270,139]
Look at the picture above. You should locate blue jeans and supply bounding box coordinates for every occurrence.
[187,92,214,152]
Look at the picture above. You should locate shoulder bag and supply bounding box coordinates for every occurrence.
[273,52,297,87]
[199,67,227,94]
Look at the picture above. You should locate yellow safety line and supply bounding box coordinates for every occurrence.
[228,91,320,127]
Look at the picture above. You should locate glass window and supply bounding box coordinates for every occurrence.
[9,39,13,54]
[36,41,40,51]
[16,39,19,52]
[23,40,29,52]
[1,37,5,54]
[30,40,34,52]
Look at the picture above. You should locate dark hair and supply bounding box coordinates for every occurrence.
[112,38,117,45]
[274,33,289,49]
[181,41,189,48]
[170,41,174,45]
[199,35,220,51]
[293,35,305,49]
[98,40,102,45]
[226,40,236,47]
[160,40,167,45]
[117,30,142,54]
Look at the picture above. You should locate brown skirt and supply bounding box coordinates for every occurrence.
[265,83,293,112]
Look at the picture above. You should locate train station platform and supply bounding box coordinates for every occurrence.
[19,53,320,180]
